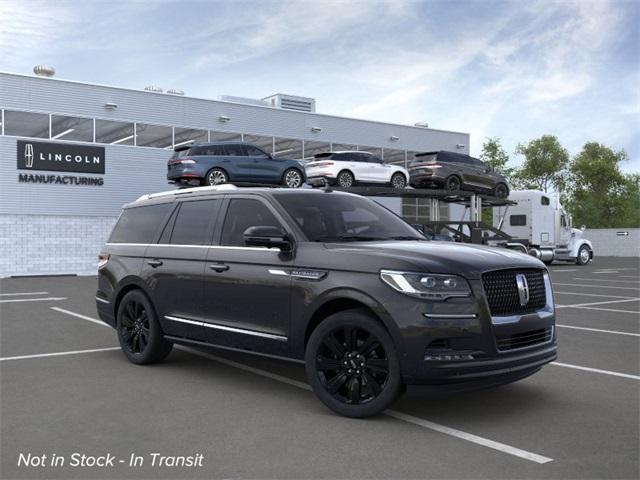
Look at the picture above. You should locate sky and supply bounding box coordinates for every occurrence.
[1,0,638,172]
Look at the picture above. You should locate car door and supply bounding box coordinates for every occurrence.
[340,153,368,182]
[142,198,222,341]
[221,143,253,181]
[244,144,280,183]
[367,154,393,183]
[202,195,294,355]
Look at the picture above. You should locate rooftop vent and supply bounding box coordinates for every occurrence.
[33,65,55,77]
[262,93,316,113]
[144,85,163,93]
[167,89,184,96]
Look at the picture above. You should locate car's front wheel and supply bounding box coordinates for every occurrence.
[205,168,228,186]
[282,168,303,188]
[305,309,402,418]
[116,290,173,365]
[576,245,591,265]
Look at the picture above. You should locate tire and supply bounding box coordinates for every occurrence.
[116,290,173,365]
[494,183,509,199]
[337,170,355,188]
[305,309,402,418]
[282,168,303,188]
[205,168,228,186]
[445,175,462,192]
[576,245,591,265]
[390,173,407,189]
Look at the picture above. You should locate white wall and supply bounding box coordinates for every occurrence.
[584,228,640,257]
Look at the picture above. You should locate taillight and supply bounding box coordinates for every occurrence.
[168,158,196,165]
[311,161,334,167]
[425,164,442,169]
[98,252,110,269]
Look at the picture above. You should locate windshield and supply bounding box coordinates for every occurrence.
[274,193,425,242]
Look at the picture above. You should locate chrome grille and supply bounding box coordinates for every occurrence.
[482,269,546,316]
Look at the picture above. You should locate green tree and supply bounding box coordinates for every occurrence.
[565,142,637,228]
[515,135,569,193]
[480,137,514,177]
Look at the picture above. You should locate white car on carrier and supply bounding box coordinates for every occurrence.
[305,151,409,189]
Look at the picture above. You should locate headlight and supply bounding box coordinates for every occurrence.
[380,270,471,300]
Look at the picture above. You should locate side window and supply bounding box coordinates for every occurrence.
[221,198,283,247]
[561,215,567,228]
[222,144,245,156]
[170,200,221,245]
[541,196,550,206]
[510,215,527,226]
[109,204,171,244]
[245,145,269,157]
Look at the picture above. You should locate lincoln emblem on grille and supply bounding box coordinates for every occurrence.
[24,143,34,168]
[515,273,530,306]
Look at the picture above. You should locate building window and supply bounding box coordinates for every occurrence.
[173,127,207,148]
[51,114,93,142]
[210,130,242,142]
[136,123,173,148]
[95,119,135,145]
[383,148,406,167]
[303,140,331,161]
[243,133,274,154]
[358,146,383,158]
[3,110,49,138]
[331,143,356,152]
[274,137,303,160]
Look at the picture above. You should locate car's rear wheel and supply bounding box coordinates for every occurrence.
[494,183,509,199]
[391,173,407,189]
[282,168,303,188]
[205,168,228,186]
[116,290,173,365]
[445,175,462,192]
[305,309,402,418]
[337,170,355,188]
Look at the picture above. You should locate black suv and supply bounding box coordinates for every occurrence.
[167,142,305,188]
[409,151,510,198]
[96,186,556,417]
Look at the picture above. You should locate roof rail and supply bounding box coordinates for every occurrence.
[136,184,238,202]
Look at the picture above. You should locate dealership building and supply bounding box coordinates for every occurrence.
[0,70,470,277]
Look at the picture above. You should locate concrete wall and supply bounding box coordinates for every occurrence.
[584,228,640,257]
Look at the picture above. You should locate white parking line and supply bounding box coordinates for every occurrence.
[0,297,67,304]
[549,269,579,272]
[565,306,640,315]
[179,346,553,464]
[556,324,640,337]
[572,278,640,284]
[0,291,49,296]
[553,283,640,291]
[554,291,636,299]
[620,275,640,279]
[50,307,109,327]
[551,362,640,380]
[0,347,120,362]
[556,298,640,308]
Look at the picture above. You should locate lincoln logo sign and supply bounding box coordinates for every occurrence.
[17,140,105,174]
[515,273,530,306]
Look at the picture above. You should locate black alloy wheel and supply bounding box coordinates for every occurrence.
[283,168,303,188]
[446,175,461,192]
[305,309,401,418]
[337,170,355,188]
[206,168,228,186]
[494,183,509,199]
[391,173,407,189]
[116,290,173,365]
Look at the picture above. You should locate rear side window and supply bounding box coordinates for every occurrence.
[221,198,283,247]
[170,200,221,245]
[193,145,224,156]
[222,144,245,156]
[109,204,171,244]
[510,215,527,226]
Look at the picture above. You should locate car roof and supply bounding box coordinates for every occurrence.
[174,141,255,152]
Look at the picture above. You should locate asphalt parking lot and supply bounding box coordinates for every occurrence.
[1,257,638,479]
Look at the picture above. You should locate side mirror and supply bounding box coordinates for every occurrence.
[244,226,292,251]
[411,223,425,233]
[581,225,586,231]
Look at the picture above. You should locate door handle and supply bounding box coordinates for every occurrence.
[147,259,163,268]
[209,263,230,272]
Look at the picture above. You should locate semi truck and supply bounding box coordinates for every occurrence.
[492,190,594,265]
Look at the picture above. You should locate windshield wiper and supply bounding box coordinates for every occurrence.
[389,236,425,241]
[314,235,387,242]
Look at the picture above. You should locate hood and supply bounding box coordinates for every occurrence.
[323,241,546,279]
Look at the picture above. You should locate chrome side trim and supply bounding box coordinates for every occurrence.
[496,326,555,353]
[95,296,110,304]
[165,315,203,326]
[203,322,288,342]
[107,242,274,252]
[268,269,290,276]
[164,315,287,342]
[423,313,477,319]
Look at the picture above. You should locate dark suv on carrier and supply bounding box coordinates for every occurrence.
[409,151,510,198]
[97,185,556,417]
[167,142,305,188]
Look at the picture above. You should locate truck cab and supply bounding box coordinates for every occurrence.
[493,190,593,265]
